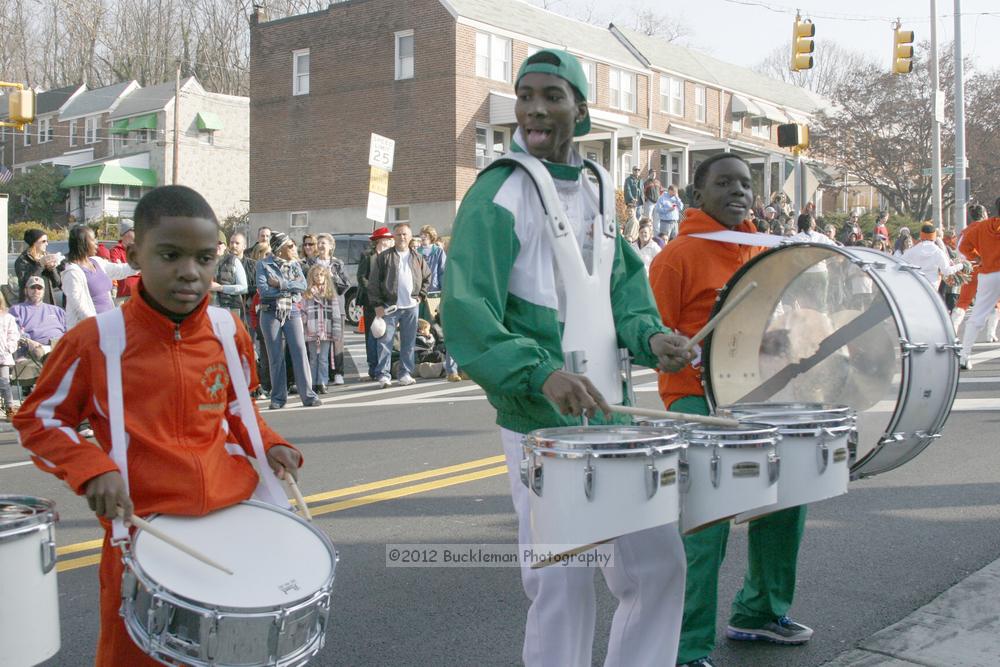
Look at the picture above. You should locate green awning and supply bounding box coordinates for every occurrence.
[60,165,158,189]
[196,111,223,131]
[127,113,158,131]
[109,119,130,135]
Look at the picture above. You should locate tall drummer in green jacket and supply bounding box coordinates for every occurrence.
[442,49,692,667]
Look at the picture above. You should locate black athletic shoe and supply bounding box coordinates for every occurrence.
[726,616,813,645]
[678,658,716,667]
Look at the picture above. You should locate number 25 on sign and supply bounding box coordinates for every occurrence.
[369,133,395,172]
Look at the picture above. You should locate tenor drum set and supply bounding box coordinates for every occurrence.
[520,243,960,558]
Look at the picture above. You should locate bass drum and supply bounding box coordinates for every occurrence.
[702,242,959,479]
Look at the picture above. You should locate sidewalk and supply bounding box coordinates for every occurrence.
[822,557,1000,667]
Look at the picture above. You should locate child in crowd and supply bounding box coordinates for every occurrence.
[14,185,302,666]
[303,264,338,393]
[0,293,21,420]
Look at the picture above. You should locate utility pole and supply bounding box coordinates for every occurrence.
[172,61,181,185]
[953,0,968,231]
[930,0,944,231]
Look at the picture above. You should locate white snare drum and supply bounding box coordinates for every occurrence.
[680,423,780,534]
[0,496,60,667]
[521,426,684,555]
[121,500,337,667]
[719,403,855,522]
[703,243,959,479]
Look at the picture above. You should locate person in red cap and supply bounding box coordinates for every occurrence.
[356,227,395,379]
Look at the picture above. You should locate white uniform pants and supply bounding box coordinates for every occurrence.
[961,270,1000,359]
[501,428,686,667]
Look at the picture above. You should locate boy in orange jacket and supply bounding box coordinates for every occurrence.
[649,154,811,667]
[959,198,1000,368]
[14,185,302,666]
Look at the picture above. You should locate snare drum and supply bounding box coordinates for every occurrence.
[702,243,959,479]
[680,423,780,534]
[521,426,684,555]
[121,500,337,667]
[719,403,855,522]
[0,495,60,667]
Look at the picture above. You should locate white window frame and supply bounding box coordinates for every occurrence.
[290,211,309,228]
[37,117,52,143]
[69,120,77,146]
[580,60,597,103]
[390,205,410,224]
[292,49,310,96]
[85,184,101,200]
[23,126,31,147]
[660,75,684,117]
[395,30,414,81]
[198,129,215,145]
[85,116,99,144]
[731,114,743,134]
[474,32,511,82]
[695,85,707,123]
[475,124,510,170]
[751,117,771,139]
[610,68,636,113]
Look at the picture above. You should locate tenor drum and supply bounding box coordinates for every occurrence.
[680,423,780,533]
[521,426,684,555]
[121,500,337,667]
[719,403,855,521]
[703,243,959,479]
[0,496,60,667]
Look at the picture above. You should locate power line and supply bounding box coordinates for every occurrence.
[721,0,1000,23]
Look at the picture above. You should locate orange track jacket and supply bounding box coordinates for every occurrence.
[959,217,1000,274]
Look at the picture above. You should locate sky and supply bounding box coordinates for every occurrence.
[541,0,1000,74]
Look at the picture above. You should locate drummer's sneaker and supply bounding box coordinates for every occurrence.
[678,658,716,667]
[398,374,416,386]
[960,356,973,370]
[726,616,813,644]
[378,376,393,389]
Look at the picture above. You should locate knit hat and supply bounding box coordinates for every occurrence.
[119,219,134,237]
[919,223,937,241]
[515,49,591,137]
[369,227,393,241]
[269,231,292,254]
[23,228,46,247]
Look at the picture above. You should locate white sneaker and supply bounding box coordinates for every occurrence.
[960,357,973,370]
[398,374,416,386]
[379,377,393,389]
[333,374,344,385]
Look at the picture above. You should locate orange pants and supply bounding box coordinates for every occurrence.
[96,531,160,666]
[957,269,980,310]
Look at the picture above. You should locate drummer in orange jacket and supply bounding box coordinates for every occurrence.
[14,185,302,666]
[649,153,813,667]
[958,197,1000,368]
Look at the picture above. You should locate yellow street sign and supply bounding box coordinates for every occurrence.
[369,166,389,197]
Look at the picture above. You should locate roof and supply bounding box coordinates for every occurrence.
[613,26,822,113]
[35,84,85,116]
[110,77,200,120]
[60,81,137,120]
[441,0,645,70]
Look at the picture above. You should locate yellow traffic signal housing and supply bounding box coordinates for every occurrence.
[893,27,914,74]
[777,123,809,150]
[7,88,35,124]
[791,16,815,71]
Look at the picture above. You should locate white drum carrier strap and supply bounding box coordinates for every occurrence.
[207,306,290,509]
[690,230,786,247]
[490,153,623,405]
[95,308,130,542]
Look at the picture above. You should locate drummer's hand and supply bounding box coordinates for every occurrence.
[542,370,612,419]
[83,471,132,521]
[650,333,694,373]
[267,445,301,481]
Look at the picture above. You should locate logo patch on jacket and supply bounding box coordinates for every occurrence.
[199,363,230,411]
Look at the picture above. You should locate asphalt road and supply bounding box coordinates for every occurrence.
[3,335,1000,667]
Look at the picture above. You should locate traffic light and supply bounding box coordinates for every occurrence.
[6,87,35,125]
[893,24,914,74]
[791,14,815,72]
[777,123,809,150]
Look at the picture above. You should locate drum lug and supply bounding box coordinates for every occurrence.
[148,596,169,636]
[644,450,658,500]
[936,342,963,355]
[204,611,221,662]
[710,447,721,489]
[519,457,529,488]
[583,449,596,501]
[40,523,56,574]
[121,569,138,601]
[529,453,543,497]
[881,432,907,445]
[816,442,829,475]
[915,431,942,441]
[848,428,859,467]
[899,338,928,355]
[768,452,780,485]
[678,459,690,493]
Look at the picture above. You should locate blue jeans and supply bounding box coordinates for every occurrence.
[376,306,417,380]
[260,309,318,406]
[308,339,331,387]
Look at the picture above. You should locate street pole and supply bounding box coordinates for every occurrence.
[953,0,968,231]
[930,0,944,231]
[172,61,181,185]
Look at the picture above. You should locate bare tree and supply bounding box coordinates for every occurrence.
[633,8,690,43]
[965,69,1000,208]
[754,41,874,98]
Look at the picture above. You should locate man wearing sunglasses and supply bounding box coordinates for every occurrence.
[10,276,67,359]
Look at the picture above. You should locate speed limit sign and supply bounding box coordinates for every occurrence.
[368,133,395,172]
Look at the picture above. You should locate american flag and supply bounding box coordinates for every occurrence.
[0,164,12,185]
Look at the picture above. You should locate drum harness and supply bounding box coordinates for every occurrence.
[96,307,291,546]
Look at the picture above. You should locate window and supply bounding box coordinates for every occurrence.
[292,49,310,96]
[390,206,410,224]
[659,153,680,187]
[109,184,127,199]
[475,125,509,169]
[38,117,52,143]
[69,120,77,146]
[199,130,215,145]
[580,60,597,103]
[395,30,414,80]
[128,185,144,199]
[85,184,101,200]
[290,211,309,228]
[751,117,771,139]
[85,116,98,144]
[23,126,31,147]
[621,153,633,177]
[475,32,511,82]
[660,75,684,117]
[731,114,743,134]
[695,85,706,123]
[610,69,636,113]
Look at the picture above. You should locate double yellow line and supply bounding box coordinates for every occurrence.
[55,455,508,573]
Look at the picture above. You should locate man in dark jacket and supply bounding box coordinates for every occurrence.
[367,223,431,388]
[357,227,394,380]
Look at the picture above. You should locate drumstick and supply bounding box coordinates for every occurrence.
[285,476,313,522]
[121,510,234,575]
[609,404,740,428]
[684,281,758,350]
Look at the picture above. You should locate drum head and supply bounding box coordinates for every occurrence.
[132,502,335,609]
[703,243,904,472]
